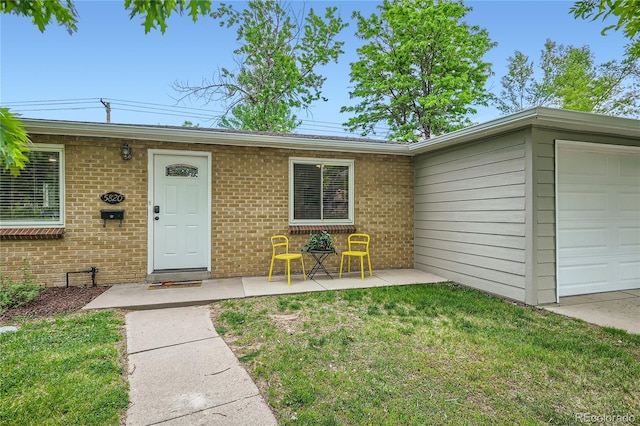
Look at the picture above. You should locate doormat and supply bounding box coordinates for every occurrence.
[148,280,202,290]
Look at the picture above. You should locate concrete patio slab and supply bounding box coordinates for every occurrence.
[313,274,387,290]
[84,277,245,310]
[375,269,449,285]
[624,289,640,297]
[200,277,246,299]
[242,275,325,297]
[84,269,451,310]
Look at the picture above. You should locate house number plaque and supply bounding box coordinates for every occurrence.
[100,192,125,204]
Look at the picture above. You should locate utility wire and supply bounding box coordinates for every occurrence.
[3,97,391,137]
[9,106,103,112]
[3,98,99,105]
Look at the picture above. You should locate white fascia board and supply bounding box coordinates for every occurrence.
[407,107,640,155]
[407,109,539,155]
[530,107,640,138]
[21,108,639,158]
[22,119,412,156]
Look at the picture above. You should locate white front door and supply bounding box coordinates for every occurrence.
[151,152,210,271]
[557,142,640,296]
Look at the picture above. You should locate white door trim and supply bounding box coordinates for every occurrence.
[554,140,640,302]
[147,149,212,274]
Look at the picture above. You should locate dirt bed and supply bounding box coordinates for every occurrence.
[1,286,111,322]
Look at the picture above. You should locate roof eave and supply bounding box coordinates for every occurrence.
[408,107,640,155]
[21,118,412,156]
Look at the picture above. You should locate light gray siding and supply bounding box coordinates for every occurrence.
[414,133,528,302]
[531,129,557,304]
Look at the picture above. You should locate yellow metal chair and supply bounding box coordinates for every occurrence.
[268,235,306,286]
[339,233,372,280]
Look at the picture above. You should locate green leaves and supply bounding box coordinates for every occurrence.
[2,0,213,34]
[0,259,43,312]
[0,108,31,177]
[494,39,640,117]
[342,0,495,142]
[124,0,212,33]
[1,0,78,33]
[174,1,347,133]
[571,0,640,59]
[302,231,336,253]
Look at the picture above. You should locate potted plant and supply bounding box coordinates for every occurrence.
[302,230,336,253]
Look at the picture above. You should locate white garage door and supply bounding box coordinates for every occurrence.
[557,141,640,297]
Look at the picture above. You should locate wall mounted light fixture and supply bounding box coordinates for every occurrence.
[120,143,132,161]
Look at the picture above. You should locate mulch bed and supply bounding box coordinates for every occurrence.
[0,286,111,321]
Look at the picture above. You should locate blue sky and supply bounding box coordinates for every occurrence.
[0,0,628,137]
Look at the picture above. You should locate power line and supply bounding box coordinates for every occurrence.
[113,107,217,121]
[8,106,103,112]
[106,98,224,115]
[3,97,391,137]
[2,98,99,105]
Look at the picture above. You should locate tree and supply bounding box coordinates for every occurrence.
[1,0,213,174]
[341,0,495,142]
[571,0,640,60]
[1,0,213,34]
[493,40,640,117]
[172,1,347,133]
[0,108,30,176]
[492,52,541,113]
[0,0,78,33]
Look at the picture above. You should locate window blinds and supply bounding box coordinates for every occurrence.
[0,150,62,224]
[292,162,349,221]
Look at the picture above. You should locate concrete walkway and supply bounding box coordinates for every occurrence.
[87,269,447,425]
[125,306,277,425]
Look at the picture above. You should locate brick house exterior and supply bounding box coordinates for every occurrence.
[0,120,414,287]
[3,109,637,306]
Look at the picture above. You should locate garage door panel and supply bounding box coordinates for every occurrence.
[619,192,640,212]
[557,143,640,297]
[619,156,640,178]
[558,190,608,212]
[558,227,608,251]
[620,260,640,283]
[559,261,609,287]
[619,227,640,249]
[558,150,608,178]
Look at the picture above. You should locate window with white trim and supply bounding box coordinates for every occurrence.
[0,145,65,227]
[289,158,354,224]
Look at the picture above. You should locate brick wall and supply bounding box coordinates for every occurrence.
[0,134,414,286]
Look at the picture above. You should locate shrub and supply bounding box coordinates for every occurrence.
[0,258,44,312]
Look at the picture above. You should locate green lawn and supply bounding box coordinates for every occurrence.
[211,283,640,425]
[0,311,129,425]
